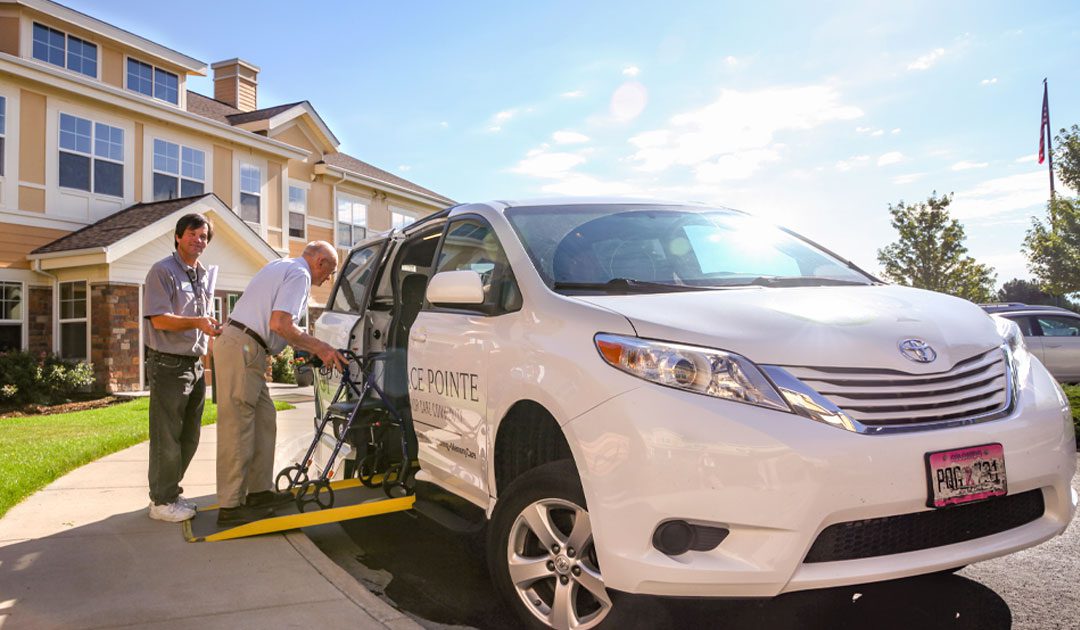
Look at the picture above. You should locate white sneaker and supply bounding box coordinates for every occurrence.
[149,500,196,522]
[177,495,197,511]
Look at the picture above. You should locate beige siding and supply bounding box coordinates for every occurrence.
[19,186,45,213]
[134,122,143,201]
[308,226,333,244]
[19,89,46,185]
[0,223,67,268]
[309,181,332,221]
[213,145,233,206]
[267,162,281,228]
[0,17,18,55]
[101,46,123,88]
[267,230,282,249]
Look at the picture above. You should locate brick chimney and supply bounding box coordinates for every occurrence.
[211,58,259,112]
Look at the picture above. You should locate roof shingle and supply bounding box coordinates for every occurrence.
[31,195,214,255]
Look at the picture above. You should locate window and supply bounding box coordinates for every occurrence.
[212,296,222,324]
[0,95,5,177]
[336,194,368,249]
[59,281,87,361]
[152,139,204,200]
[1036,315,1080,337]
[240,163,261,223]
[0,281,22,352]
[33,23,97,78]
[391,210,416,231]
[288,186,307,239]
[332,244,383,312]
[127,58,179,105]
[433,217,521,314]
[59,113,123,197]
[227,293,241,314]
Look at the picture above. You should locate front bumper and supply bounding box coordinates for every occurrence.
[563,361,1077,597]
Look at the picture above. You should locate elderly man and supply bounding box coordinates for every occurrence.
[144,213,220,522]
[213,241,346,526]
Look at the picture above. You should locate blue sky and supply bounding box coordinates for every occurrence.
[70,1,1080,284]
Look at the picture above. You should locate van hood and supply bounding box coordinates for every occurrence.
[574,285,1001,372]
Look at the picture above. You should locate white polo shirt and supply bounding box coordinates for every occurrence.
[229,257,311,355]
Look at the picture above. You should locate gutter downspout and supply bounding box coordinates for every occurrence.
[31,259,59,357]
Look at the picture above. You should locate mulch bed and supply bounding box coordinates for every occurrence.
[0,396,128,418]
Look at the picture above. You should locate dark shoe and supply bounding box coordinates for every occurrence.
[245,490,295,509]
[216,504,274,527]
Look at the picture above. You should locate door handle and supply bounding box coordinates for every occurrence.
[413,333,427,344]
[1046,343,1062,348]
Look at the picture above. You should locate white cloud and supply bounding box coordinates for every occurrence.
[622,65,640,77]
[439,121,449,128]
[981,77,998,85]
[893,173,925,184]
[487,109,517,132]
[561,90,584,99]
[891,128,901,134]
[835,155,870,172]
[724,55,739,67]
[610,82,648,122]
[552,130,590,144]
[397,165,411,172]
[627,85,862,180]
[855,126,873,133]
[950,171,1068,220]
[871,129,884,137]
[877,151,904,166]
[511,149,586,179]
[951,160,989,171]
[540,174,640,197]
[907,47,945,71]
[1014,154,1037,163]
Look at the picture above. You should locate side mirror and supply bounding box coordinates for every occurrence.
[426,270,485,306]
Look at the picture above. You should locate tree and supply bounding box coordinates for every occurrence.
[997,277,1078,309]
[1024,125,1080,296]
[877,192,997,302]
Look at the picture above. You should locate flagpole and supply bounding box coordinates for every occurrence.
[1044,78,1056,199]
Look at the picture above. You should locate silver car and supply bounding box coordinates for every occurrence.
[984,303,1080,382]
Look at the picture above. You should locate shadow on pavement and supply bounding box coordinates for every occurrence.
[336,512,1011,630]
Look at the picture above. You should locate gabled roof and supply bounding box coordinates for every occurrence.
[225,101,304,125]
[324,152,454,205]
[31,195,212,254]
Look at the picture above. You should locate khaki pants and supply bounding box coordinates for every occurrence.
[213,326,276,508]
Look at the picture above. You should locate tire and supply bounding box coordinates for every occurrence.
[487,459,655,630]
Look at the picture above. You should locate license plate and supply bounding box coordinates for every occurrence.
[925,443,1007,508]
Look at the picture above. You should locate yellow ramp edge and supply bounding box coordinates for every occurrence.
[184,478,414,542]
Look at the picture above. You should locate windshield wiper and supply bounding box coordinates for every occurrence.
[553,278,707,294]
[742,276,872,288]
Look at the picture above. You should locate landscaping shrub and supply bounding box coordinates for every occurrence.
[0,351,95,405]
[1061,383,1080,443]
[271,346,297,384]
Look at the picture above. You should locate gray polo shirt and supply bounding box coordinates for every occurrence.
[144,251,213,356]
[229,257,311,356]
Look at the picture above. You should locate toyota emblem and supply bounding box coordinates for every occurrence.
[898,338,937,363]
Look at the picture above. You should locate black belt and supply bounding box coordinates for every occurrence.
[228,320,269,352]
[148,348,200,362]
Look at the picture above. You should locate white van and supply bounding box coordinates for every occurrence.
[313,199,1077,629]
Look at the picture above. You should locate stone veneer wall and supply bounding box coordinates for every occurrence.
[90,283,142,392]
[27,285,52,356]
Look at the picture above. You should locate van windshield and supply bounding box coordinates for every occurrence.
[504,205,874,293]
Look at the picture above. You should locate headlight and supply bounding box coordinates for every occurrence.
[993,315,1030,386]
[594,333,790,411]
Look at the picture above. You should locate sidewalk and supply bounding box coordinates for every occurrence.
[0,385,420,629]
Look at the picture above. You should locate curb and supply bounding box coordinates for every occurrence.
[284,529,423,629]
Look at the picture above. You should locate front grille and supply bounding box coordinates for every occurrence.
[783,348,1010,428]
[803,489,1044,563]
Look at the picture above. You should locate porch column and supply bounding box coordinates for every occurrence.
[90,282,142,392]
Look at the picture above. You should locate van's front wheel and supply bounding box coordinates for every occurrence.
[487,460,612,630]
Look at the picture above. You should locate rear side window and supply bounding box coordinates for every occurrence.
[1005,316,1035,336]
[331,243,384,312]
[432,217,520,314]
[1035,315,1080,337]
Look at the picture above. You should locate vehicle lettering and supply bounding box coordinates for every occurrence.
[438,440,477,460]
[409,367,480,402]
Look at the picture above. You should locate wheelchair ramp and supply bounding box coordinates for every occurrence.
[184,478,414,542]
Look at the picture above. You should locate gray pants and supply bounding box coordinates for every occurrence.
[213,326,277,508]
[147,350,204,505]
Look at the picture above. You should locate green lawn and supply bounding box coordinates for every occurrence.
[0,397,294,518]
[1061,384,1080,441]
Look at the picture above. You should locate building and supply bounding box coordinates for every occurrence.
[0,0,454,391]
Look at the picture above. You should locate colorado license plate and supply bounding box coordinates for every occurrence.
[925,443,1007,508]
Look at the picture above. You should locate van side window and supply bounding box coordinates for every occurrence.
[433,218,521,314]
[331,244,383,312]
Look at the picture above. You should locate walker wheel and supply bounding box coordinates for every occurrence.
[275,464,308,492]
[358,451,387,488]
[296,479,335,512]
[383,464,416,499]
